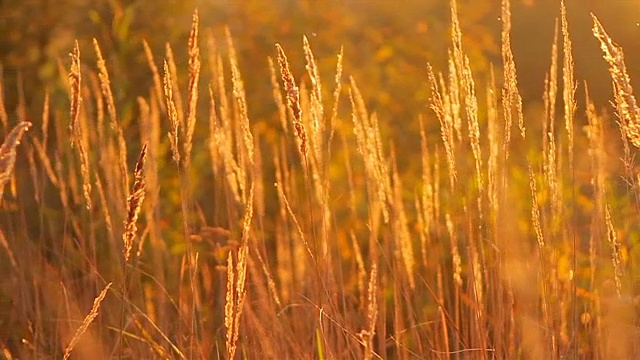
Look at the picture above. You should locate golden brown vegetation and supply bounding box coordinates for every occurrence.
[2,1,640,359]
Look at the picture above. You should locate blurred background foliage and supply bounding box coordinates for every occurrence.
[1,0,640,204]
[1,0,494,132]
[2,0,639,139]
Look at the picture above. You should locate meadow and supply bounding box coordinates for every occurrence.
[1,0,640,359]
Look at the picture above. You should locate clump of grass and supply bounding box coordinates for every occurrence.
[4,1,640,359]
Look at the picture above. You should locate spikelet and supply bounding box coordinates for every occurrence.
[226,29,254,167]
[605,205,623,298]
[68,43,92,209]
[63,283,112,360]
[561,1,576,166]
[0,122,32,203]
[592,15,640,148]
[276,43,307,156]
[329,47,343,136]
[529,166,544,249]
[268,57,288,132]
[450,0,483,193]
[123,144,148,262]
[361,263,378,360]
[184,9,201,167]
[427,65,457,188]
[163,61,181,164]
[68,41,82,148]
[501,0,525,142]
[225,186,254,359]
[165,44,184,126]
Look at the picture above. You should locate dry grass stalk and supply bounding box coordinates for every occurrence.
[361,263,378,360]
[561,1,575,165]
[142,40,166,113]
[208,84,243,204]
[184,9,201,167]
[95,174,115,245]
[605,205,623,298]
[276,43,307,156]
[255,249,282,309]
[0,229,16,269]
[501,0,525,143]
[93,39,130,196]
[92,39,117,128]
[87,72,105,144]
[62,282,112,360]
[391,156,415,289]
[450,0,484,207]
[302,35,325,165]
[543,20,558,156]
[69,41,82,148]
[226,29,254,168]
[16,72,26,125]
[446,213,462,287]
[68,44,93,209]
[42,90,50,147]
[75,127,92,210]
[0,65,7,130]
[486,68,500,218]
[585,85,606,301]
[592,15,640,148]
[138,96,159,211]
[32,138,58,187]
[163,61,181,164]
[529,166,544,250]
[0,122,32,203]
[123,143,148,262]
[350,78,391,224]
[165,44,184,126]
[428,66,457,189]
[225,186,254,360]
[543,21,560,228]
[269,57,289,132]
[329,47,344,138]
[418,117,434,267]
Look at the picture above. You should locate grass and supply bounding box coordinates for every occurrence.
[1,0,640,358]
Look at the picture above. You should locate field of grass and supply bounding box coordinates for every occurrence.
[1,0,640,359]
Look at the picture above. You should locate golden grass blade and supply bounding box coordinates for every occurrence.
[0,122,32,203]
[226,29,254,167]
[69,41,82,148]
[63,283,112,360]
[561,0,576,166]
[276,43,307,156]
[68,45,93,209]
[269,57,288,132]
[225,186,254,359]
[184,9,201,167]
[163,60,181,164]
[123,143,148,262]
[501,0,525,142]
[592,14,640,149]
[605,205,623,298]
